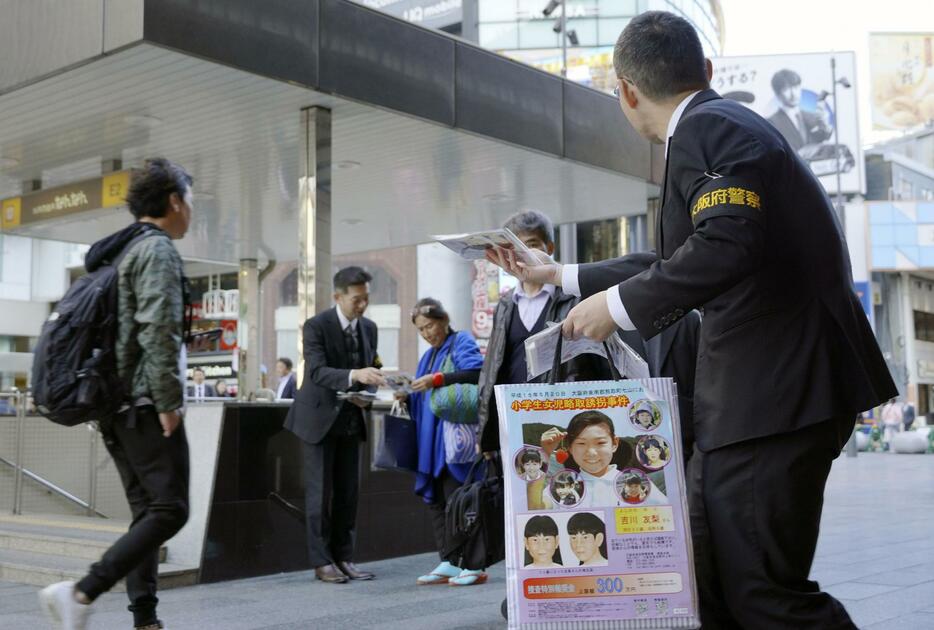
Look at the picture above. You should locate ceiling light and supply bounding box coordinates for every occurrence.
[335,160,361,170]
[0,157,20,169]
[340,218,363,226]
[124,114,163,129]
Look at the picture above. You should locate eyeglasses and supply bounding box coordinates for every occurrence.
[612,77,634,99]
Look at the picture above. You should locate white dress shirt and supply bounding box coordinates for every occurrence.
[276,374,291,399]
[563,91,700,331]
[513,284,556,331]
[193,383,205,400]
[336,306,359,387]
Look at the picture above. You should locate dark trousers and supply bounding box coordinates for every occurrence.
[302,412,363,568]
[428,470,461,561]
[689,415,857,630]
[77,407,189,627]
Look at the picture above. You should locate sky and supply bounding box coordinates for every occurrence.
[718,0,934,146]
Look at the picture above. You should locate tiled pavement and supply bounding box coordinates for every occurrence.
[1,452,932,629]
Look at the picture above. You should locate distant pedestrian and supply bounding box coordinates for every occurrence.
[881,399,903,447]
[903,401,916,432]
[39,158,193,630]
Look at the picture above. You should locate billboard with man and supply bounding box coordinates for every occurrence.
[712,52,864,195]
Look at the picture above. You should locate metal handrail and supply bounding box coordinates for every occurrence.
[1,389,109,518]
[0,454,108,518]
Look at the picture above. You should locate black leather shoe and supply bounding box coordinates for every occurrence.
[315,564,349,584]
[337,561,375,580]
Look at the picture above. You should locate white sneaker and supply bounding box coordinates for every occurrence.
[38,581,91,630]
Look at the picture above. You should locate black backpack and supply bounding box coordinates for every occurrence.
[32,230,156,426]
[441,457,506,571]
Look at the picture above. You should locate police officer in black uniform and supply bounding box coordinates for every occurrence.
[490,11,896,630]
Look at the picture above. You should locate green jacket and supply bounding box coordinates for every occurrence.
[114,229,185,412]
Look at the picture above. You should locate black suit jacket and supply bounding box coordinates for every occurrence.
[581,90,895,451]
[284,308,379,445]
[278,373,297,399]
[580,252,700,455]
[766,108,831,152]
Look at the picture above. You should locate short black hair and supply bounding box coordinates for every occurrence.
[277,357,293,370]
[333,266,372,293]
[503,211,554,247]
[613,11,709,101]
[771,69,802,94]
[567,512,605,537]
[520,449,542,465]
[126,158,193,220]
[193,367,205,375]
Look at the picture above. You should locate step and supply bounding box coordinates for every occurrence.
[0,515,165,563]
[0,548,198,591]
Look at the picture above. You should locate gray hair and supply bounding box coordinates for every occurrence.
[503,210,554,246]
[612,11,709,101]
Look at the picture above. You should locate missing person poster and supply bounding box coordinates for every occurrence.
[495,378,699,629]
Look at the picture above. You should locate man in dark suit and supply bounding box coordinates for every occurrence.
[186,367,216,400]
[766,68,832,152]
[284,266,386,584]
[275,357,297,399]
[491,12,895,629]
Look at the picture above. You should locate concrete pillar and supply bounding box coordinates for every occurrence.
[238,259,260,398]
[296,106,332,387]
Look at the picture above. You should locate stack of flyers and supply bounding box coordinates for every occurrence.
[433,228,544,266]
[524,323,649,382]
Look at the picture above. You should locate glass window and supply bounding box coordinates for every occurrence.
[597,0,637,18]
[480,22,521,49]
[480,0,519,21]
[598,17,630,46]
[519,20,562,49]
[565,17,598,47]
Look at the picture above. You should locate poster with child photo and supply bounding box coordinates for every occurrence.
[496,378,699,629]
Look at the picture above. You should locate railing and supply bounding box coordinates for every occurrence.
[0,390,118,519]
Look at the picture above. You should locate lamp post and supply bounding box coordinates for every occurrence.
[829,56,851,230]
[543,0,576,78]
[831,56,860,457]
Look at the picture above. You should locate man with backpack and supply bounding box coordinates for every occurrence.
[38,158,193,630]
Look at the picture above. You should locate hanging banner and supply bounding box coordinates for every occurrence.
[1,170,131,230]
[495,378,699,629]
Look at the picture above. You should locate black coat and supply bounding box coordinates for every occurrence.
[580,90,895,451]
[284,308,379,445]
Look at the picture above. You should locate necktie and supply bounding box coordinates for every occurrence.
[345,324,361,368]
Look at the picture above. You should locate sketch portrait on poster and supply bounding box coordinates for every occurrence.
[711,52,864,196]
[495,378,699,629]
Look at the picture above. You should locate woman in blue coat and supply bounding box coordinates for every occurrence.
[400,298,485,586]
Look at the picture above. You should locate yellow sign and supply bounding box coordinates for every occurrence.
[615,506,675,534]
[0,170,132,230]
[101,171,130,208]
[1,196,21,229]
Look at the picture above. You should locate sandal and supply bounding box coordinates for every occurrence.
[449,569,488,586]
[417,561,461,585]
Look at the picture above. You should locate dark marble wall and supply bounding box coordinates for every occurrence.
[200,403,435,583]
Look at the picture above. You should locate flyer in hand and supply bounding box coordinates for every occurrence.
[494,378,699,629]
[524,324,649,382]
[433,228,542,266]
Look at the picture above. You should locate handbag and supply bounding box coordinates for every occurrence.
[429,353,479,425]
[373,401,418,472]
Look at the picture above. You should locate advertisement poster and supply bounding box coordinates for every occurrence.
[868,33,934,131]
[495,378,699,629]
[711,52,863,195]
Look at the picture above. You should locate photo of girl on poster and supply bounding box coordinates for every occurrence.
[538,411,667,507]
